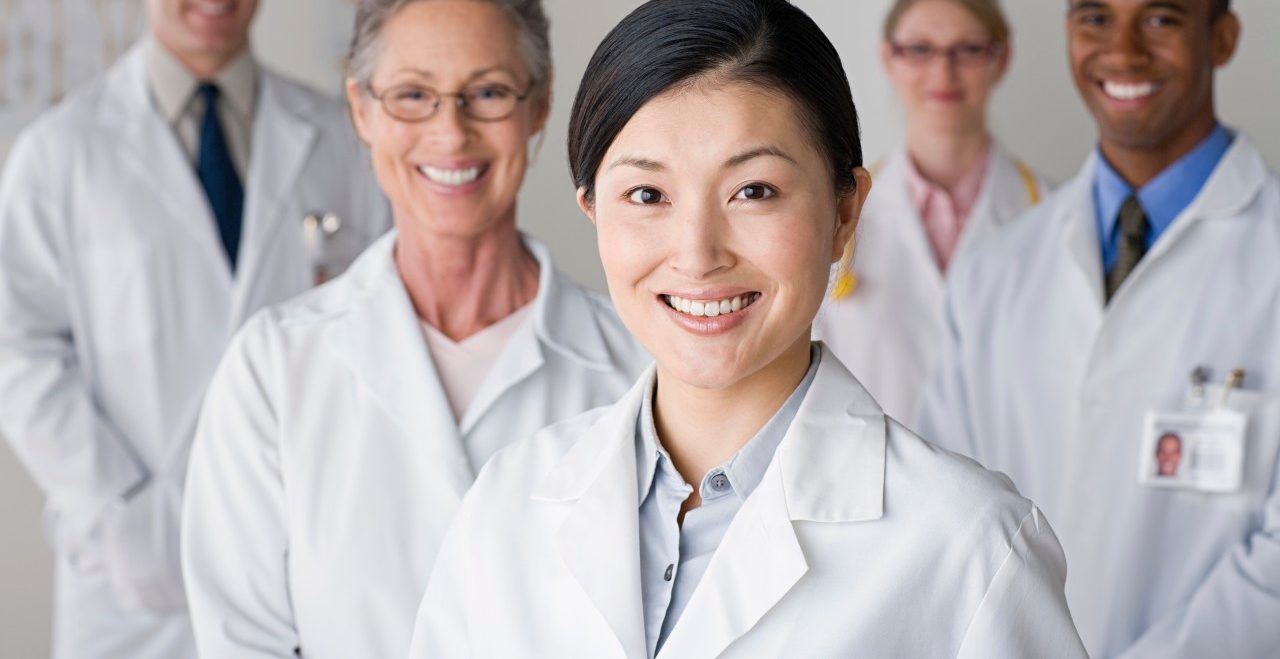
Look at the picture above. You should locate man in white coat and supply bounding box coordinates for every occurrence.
[0,1,389,656]
[921,1,1280,656]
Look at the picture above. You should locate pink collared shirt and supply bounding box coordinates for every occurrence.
[903,148,990,271]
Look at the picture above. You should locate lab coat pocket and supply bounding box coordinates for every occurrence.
[100,478,186,613]
[1231,389,1280,499]
[78,241,160,355]
[1186,385,1280,499]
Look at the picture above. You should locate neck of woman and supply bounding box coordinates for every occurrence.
[905,123,992,191]
[395,212,540,342]
[652,335,813,512]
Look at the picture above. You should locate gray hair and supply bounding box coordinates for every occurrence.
[345,0,552,101]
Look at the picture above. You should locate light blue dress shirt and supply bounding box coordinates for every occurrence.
[1093,124,1233,273]
[634,345,820,657]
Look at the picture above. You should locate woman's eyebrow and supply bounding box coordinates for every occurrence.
[724,145,797,168]
[606,156,665,172]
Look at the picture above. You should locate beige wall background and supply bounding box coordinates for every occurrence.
[2,0,1278,655]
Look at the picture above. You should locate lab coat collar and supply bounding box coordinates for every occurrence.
[531,343,886,655]
[457,233,618,433]
[329,233,476,498]
[533,342,886,516]
[876,146,1031,280]
[1057,133,1270,308]
[103,43,230,283]
[524,236,619,372]
[99,43,319,322]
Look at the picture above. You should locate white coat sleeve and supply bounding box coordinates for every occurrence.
[957,507,1088,659]
[917,260,978,459]
[1115,472,1280,658]
[181,313,300,657]
[0,127,146,544]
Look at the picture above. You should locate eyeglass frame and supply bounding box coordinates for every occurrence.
[362,79,538,123]
[887,40,1004,67]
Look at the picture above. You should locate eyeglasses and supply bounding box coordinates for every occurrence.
[364,81,536,122]
[889,41,1003,67]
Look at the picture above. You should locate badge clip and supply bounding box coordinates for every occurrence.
[303,212,344,286]
[1218,368,1245,408]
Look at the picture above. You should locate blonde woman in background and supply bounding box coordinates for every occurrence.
[815,0,1049,428]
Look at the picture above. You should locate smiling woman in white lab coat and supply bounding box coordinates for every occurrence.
[408,1,1085,656]
[179,1,648,657]
[814,0,1049,427]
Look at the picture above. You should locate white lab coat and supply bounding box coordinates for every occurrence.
[0,42,389,658]
[814,146,1048,428]
[409,343,1087,658]
[920,134,1280,658]
[182,232,651,658]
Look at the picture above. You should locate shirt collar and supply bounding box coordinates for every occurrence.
[1093,123,1234,243]
[144,36,258,123]
[634,346,822,506]
[902,145,991,220]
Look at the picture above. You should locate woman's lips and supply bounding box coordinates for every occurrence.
[658,292,762,336]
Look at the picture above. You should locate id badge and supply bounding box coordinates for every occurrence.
[1138,408,1246,493]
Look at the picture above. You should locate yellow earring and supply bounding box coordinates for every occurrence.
[831,237,857,300]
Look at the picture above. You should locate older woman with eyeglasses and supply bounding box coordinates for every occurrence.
[815,0,1050,429]
[179,1,648,657]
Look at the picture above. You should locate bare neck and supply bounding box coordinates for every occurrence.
[652,335,812,510]
[395,216,540,342]
[1099,115,1218,189]
[905,126,992,191]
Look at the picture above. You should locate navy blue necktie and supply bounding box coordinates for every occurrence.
[196,83,244,271]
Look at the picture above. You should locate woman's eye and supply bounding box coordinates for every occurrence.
[734,184,776,201]
[472,86,512,101]
[627,187,665,205]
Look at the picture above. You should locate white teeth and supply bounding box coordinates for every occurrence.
[663,293,760,318]
[1102,81,1156,101]
[418,165,483,187]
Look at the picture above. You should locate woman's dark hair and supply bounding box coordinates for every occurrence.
[568,0,862,205]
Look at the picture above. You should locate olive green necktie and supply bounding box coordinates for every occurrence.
[1105,195,1149,302]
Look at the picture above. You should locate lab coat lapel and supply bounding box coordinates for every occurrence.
[230,73,317,327]
[1059,156,1107,310]
[534,375,651,659]
[330,238,474,498]
[880,151,945,290]
[460,235,621,433]
[106,44,229,285]
[661,345,886,656]
[1106,135,1268,308]
[657,463,807,658]
[953,148,1024,258]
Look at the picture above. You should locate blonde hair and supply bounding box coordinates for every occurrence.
[882,0,1011,45]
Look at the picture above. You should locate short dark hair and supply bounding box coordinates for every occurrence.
[1212,0,1230,18]
[568,0,862,204]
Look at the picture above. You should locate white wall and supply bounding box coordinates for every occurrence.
[2,1,1278,656]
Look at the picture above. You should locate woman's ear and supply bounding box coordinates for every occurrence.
[577,186,597,226]
[832,167,873,262]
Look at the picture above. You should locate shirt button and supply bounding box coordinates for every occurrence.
[664,564,674,582]
[710,472,731,492]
